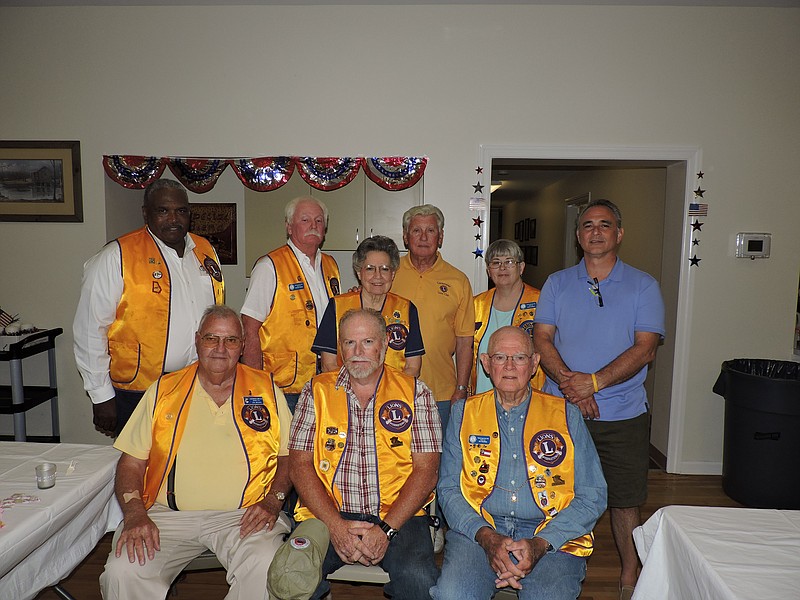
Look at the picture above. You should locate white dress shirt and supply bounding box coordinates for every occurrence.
[73,229,216,404]
[240,239,332,327]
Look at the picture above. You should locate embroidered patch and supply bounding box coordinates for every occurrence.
[529,430,567,468]
[290,537,310,550]
[241,404,270,432]
[203,256,223,282]
[519,320,535,337]
[329,277,340,296]
[386,323,409,351]
[378,399,413,433]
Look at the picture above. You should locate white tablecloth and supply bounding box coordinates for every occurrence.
[632,505,800,600]
[0,442,122,600]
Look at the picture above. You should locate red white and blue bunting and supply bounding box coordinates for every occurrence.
[103,155,427,193]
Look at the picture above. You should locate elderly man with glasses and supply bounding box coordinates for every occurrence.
[432,325,606,600]
[100,304,293,600]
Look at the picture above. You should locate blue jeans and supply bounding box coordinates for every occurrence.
[311,513,439,600]
[431,523,586,600]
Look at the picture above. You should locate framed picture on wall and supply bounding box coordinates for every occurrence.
[189,202,237,264]
[526,218,536,240]
[515,220,523,242]
[523,245,538,266]
[0,140,83,222]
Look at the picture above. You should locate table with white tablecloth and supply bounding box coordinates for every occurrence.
[0,442,122,600]
[632,505,800,600]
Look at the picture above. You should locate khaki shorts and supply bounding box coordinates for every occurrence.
[585,412,650,508]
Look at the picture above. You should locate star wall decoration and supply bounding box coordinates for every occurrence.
[694,186,706,198]
[475,233,482,240]
[473,247,484,259]
[697,171,704,179]
[475,166,483,175]
[689,255,701,267]
[473,182,484,194]
[691,219,704,231]
[692,238,700,246]
[473,216,484,227]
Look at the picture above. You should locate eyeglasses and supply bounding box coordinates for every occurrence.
[487,259,520,270]
[588,277,604,307]
[199,334,243,349]
[362,264,393,275]
[488,353,533,366]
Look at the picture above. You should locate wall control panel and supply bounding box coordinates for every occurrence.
[735,232,771,259]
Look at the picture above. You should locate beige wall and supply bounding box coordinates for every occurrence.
[1,5,798,473]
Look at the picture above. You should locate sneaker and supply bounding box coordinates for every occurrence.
[433,528,445,554]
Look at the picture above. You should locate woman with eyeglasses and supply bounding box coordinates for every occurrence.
[312,235,424,377]
[472,239,545,394]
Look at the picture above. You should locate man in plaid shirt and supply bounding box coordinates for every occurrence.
[289,308,442,600]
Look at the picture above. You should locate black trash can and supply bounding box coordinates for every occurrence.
[713,359,800,509]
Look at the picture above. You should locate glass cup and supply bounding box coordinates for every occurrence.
[35,462,57,489]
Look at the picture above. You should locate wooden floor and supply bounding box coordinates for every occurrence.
[35,470,740,600]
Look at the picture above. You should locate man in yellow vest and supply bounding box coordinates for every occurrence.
[289,308,441,600]
[74,179,225,437]
[100,305,292,600]
[241,196,340,413]
[432,326,606,600]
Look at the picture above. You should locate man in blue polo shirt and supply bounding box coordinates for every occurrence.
[533,199,665,600]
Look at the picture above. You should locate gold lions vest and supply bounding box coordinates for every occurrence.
[142,363,280,510]
[329,291,415,372]
[258,245,340,393]
[108,227,224,392]
[459,389,593,557]
[472,285,544,392]
[294,366,431,521]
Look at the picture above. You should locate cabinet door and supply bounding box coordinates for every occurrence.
[365,179,422,251]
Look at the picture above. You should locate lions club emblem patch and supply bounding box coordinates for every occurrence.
[242,397,270,432]
[529,430,567,468]
[378,399,413,433]
[386,323,409,351]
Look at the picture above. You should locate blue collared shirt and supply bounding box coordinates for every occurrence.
[437,392,607,550]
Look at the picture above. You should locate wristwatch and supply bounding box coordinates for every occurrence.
[455,385,468,392]
[270,490,287,502]
[378,520,398,541]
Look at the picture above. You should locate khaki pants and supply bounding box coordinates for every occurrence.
[100,504,290,600]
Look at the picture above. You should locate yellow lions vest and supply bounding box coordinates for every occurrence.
[108,227,225,392]
[295,366,431,521]
[142,362,280,510]
[329,291,415,372]
[258,245,340,393]
[472,284,544,392]
[459,389,594,557]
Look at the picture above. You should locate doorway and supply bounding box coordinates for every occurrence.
[478,144,699,473]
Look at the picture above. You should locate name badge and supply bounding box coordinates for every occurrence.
[468,435,491,445]
[289,282,305,291]
[520,302,537,310]
[244,396,264,405]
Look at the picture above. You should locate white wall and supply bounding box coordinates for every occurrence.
[1,5,798,473]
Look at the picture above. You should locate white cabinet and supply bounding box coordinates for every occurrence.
[244,170,422,274]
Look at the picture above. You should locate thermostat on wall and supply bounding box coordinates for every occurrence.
[735,232,771,259]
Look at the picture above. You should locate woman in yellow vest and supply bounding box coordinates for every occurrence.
[312,235,424,376]
[473,239,544,394]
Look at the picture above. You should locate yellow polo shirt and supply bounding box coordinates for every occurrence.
[392,252,474,400]
[116,380,291,511]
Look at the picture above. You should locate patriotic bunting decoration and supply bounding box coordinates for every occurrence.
[167,158,229,194]
[230,157,294,192]
[102,155,166,189]
[295,157,363,191]
[363,157,427,191]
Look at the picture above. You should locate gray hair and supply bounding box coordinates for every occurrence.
[143,179,188,207]
[285,196,329,227]
[198,305,243,336]
[402,204,444,232]
[485,239,523,265]
[578,199,623,228]
[487,325,534,355]
[338,308,387,341]
[352,235,401,276]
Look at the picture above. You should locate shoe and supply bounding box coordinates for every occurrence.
[433,528,445,554]
[620,584,635,600]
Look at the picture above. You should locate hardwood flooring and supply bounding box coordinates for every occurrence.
[34,470,740,600]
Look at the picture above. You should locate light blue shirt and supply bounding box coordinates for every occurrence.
[534,258,665,421]
[437,392,607,551]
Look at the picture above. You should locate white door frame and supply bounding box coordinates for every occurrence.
[478,143,701,474]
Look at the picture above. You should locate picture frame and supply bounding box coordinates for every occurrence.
[526,218,536,240]
[514,220,523,242]
[189,202,238,265]
[0,141,83,222]
[523,245,538,266]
